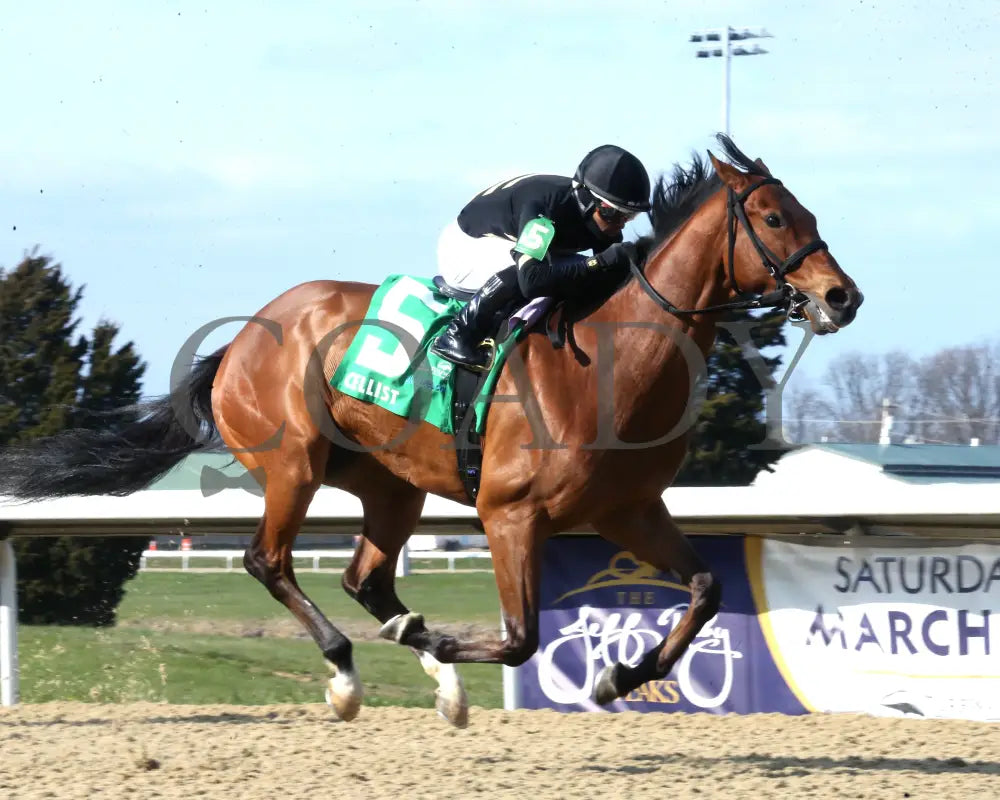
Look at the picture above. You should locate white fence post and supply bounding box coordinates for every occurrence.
[0,539,19,706]
[500,612,521,710]
[396,542,410,578]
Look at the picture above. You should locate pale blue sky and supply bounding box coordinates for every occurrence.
[2,1,997,400]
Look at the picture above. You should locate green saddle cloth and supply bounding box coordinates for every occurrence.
[329,274,522,435]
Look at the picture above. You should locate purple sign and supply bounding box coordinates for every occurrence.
[514,534,806,715]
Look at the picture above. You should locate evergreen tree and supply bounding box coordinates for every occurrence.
[675,309,787,485]
[0,250,149,625]
[78,322,145,422]
[0,254,87,442]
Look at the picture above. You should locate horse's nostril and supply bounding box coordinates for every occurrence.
[825,286,849,310]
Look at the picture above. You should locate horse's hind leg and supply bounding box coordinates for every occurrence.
[590,498,721,704]
[242,440,363,721]
[340,479,469,728]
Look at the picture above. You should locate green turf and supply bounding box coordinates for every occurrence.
[18,627,503,707]
[117,570,501,627]
[17,571,505,707]
[141,556,492,572]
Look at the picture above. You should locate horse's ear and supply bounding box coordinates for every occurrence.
[754,157,773,177]
[708,150,751,192]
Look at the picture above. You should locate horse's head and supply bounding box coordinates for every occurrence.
[707,136,863,334]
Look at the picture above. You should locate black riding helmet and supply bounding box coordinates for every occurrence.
[574,144,652,213]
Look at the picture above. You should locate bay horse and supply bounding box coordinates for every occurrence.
[0,136,862,726]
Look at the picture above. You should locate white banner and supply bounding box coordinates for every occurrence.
[757,540,1000,721]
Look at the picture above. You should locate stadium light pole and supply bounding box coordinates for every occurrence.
[689,26,773,137]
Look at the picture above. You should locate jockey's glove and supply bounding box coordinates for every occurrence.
[587,241,639,272]
[517,241,641,298]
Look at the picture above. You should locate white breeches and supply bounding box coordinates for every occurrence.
[436,221,516,291]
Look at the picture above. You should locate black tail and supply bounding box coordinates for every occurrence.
[0,347,228,501]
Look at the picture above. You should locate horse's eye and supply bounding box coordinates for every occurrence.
[764,213,783,228]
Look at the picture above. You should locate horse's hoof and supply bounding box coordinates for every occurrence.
[417,651,469,729]
[436,687,469,729]
[379,612,424,643]
[594,663,623,706]
[325,666,363,722]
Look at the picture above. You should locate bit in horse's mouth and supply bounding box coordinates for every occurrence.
[803,297,839,334]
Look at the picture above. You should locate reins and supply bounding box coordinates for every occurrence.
[631,177,828,320]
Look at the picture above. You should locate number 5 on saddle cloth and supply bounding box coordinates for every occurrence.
[330,273,550,502]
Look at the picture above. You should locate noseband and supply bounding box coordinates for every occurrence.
[631,177,829,319]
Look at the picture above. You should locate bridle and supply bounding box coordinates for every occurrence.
[630,177,829,319]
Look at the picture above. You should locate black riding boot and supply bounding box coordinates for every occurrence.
[431,266,523,372]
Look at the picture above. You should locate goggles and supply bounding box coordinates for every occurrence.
[596,201,639,224]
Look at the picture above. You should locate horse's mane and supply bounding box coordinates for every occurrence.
[548,134,766,353]
[637,133,766,256]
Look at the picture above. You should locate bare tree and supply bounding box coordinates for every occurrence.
[912,343,1000,444]
[785,341,1000,445]
[818,350,920,442]
[783,385,837,443]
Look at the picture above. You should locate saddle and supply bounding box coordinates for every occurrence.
[330,273,556,505]
[432,274,610,503]
[432,276,524,504]
[432,275,476,303]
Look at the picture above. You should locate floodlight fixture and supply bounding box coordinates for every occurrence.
[688,26,774,136]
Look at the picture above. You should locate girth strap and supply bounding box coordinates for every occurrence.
[450,365,485,503]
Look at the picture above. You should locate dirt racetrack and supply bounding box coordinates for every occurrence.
[1,703,998,800]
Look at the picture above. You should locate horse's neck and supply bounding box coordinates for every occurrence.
[605,192,729,358]
[593,193,730,435]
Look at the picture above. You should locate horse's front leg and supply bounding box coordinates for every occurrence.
[380,505,545,668]
[590,498,721,704]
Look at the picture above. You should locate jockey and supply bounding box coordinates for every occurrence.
[430,144,652,372]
